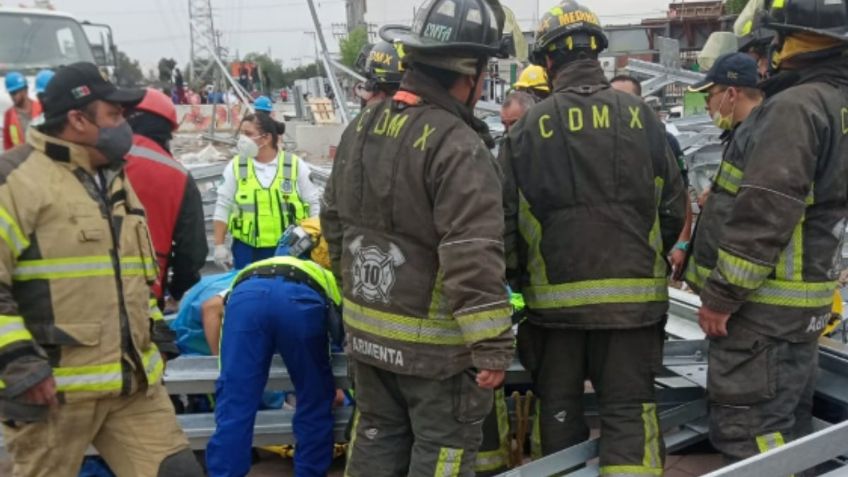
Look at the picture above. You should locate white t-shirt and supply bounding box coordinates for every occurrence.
[212,152,322,223]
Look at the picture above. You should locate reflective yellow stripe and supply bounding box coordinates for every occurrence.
[716,249,772,290]
[476,388,511,472]
[428,269,449,320]
[772,0,785,8]
[641,403,663,473]
[649,177,667,277]
[524,278,668,309]
[53,362,123,393]
[684,259,711,290]
[0,206,29,257]
[9,125,21,146]
[756,432,787,453]
[518,191,548,285]
[531,400,542,460]
[143,345,165,384]
[599,465,664,476]
[149,298,164,322]
[15,256,157,281]
[749,280,836,308]
[343,408,361,477]
[715,161,743,195]
[455,307,512,342]
[343,299,465,346]
[434,447,463,477]
[776,188,813,282]
[0,315,32,349]
[686,259,834,308]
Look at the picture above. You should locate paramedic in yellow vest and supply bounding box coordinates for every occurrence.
[213,112,321,269]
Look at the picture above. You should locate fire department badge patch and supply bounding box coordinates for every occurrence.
[349,236,406,304]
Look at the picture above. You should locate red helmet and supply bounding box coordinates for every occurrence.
[134,88,179,131]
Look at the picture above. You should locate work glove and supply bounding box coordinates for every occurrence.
[214,244,233,270]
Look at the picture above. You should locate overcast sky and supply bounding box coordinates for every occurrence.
[48,0,672,72]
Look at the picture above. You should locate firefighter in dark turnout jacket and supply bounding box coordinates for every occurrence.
[500,2,686,474]
[321,1,514,475]
[692,0,848,463]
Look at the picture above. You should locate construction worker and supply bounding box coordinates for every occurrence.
[322,0,515,474]
[355,40,405,107]
[213,112,321,270]
[206,218,340,477]
[254,95,274,113]
[691,0,848,464]
[0,62,203,476]
[610,75,694,280]
[125,88,208,307]
[501,2,686,475]
[30,69,54,128]
[500,90,535,132]
[513,65,550,101]
[3,72,41,151]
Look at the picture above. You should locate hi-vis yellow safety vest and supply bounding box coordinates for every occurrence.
[232,255,341,306]
[228,151,309,248]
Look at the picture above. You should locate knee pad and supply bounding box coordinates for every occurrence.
[158,448,204,477]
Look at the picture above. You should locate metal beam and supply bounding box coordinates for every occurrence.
[306,0,350,124]
[702,419,848,477]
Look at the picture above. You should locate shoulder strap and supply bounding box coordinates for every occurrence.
[234,155,250,181]
[280,151,296,195]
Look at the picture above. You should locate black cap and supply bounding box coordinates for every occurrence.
[42,62,145,123]
[689,52,759,92]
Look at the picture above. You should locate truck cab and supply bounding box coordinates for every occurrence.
[0,7,114,151]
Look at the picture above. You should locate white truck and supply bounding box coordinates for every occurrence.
[0,6,116,151]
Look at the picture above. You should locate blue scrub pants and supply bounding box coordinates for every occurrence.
[231,239,277,270]
[206,276,336,477]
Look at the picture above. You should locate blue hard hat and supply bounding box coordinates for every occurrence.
[5,72,27,94]
[254,95,273,112]
[35,69,55,94]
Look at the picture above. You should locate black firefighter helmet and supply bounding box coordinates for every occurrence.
[531,0,609,66]
[764,0,848,43]
[379,0,510,64]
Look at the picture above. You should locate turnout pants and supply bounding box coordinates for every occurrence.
[518,321,665,477]
[474,388,510,476]
[345,361,493,477]
[2,384,197,477]
[707,320,818,463]
[206,277,336,477]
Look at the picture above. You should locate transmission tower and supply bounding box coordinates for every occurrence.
[188,0,223,85]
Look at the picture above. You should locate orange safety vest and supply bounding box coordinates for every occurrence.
[3,100,42,150]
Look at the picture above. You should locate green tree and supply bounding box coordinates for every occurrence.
[725,0,750,14]
[339,26,370,68]
[115,50,144,87]
[280,63,325,87]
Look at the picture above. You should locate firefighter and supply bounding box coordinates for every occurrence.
[692,0,848,464]
[206,218,341,477]
[500,2,686,475]
[734,0,775,79]
[684,52,764,290]
[0,62,202,476]
[212,112,321,270]
[355,40,405,107]
[321,0,515,475]
[610,75,694,281]
[512,65,550,101]
[125,88,208,308]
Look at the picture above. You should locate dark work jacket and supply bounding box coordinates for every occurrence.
[501,59,686,329]
[321,68,514,379]
[695,55,848,342]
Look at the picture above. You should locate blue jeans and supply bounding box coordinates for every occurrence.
[206,277,335,477]
[231,239,276,270]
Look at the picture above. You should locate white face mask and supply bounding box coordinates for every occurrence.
[236,134,259,158]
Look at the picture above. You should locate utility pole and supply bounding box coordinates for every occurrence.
[306,0,350,124]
